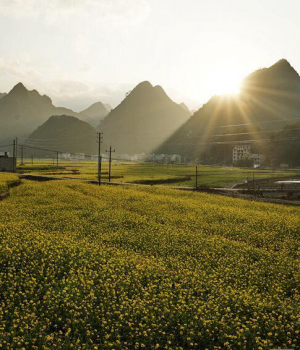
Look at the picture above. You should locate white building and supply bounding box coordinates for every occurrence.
[70,153,85,161]
[170,154,182,164]
[59,153,71,160]
[146,154,182,164]
[233,145,265,166]
[232,145,251,162]
[250,153,266,165]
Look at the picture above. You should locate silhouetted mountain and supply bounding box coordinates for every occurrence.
[80,101,109,127]
[103,103,112,111]
[0,93,6,100]
[243,59,300,93]
[158,59,300,162]
[179,102,191,114]
[265,122,300,167]
[0,83,84,143]
[26,115,97,157]
[98,81,189,154]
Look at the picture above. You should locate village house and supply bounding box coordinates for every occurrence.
[232,145,265,166]
[0,152,16,172]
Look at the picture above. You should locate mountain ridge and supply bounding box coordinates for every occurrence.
[157,59,300,163]
[80,101,109,127]
[98,81,190,154]
[26,115,97,156]
[0,83,90,143]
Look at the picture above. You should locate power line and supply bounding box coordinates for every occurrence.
[212,127,300,138]
[219,117,300,128]
[19,144,100,160]
[17,122,300,146]
[22,136,300,159]
[0,143,13,148]
[158,136,300,147]
[20,145,61,154]
[18,134,94,141]
[13,133,300,167]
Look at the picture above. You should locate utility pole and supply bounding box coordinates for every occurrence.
[20,145,24,165]
[97,132,103,185]
[106,146,115,182]
[31,155,33,165]
[13,139,16,173]
[15,137,18,166]
[195,165,198,190]
[56,151,59,168]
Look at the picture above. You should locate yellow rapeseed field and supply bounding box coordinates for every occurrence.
[0,180,300,349]
[0,173,20,194]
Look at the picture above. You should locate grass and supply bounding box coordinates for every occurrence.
[0,180,300,349]
[17,159,300,188]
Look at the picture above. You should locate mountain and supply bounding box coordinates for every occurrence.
[179,102,191,114]
[264,122,300,167]
[26,115,97,157]
[0,93,6,100]
[80,101,110,127]
[98,81,190,154]
[104,103,112,111]
[0,83,83,143]
[157,59,300,162]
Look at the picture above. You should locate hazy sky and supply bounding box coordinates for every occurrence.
[0,0,300,111]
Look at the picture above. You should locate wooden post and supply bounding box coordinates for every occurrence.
[97,132,103,185]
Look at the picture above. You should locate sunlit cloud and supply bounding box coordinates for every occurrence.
[0,57,43,82]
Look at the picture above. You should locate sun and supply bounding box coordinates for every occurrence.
[211,70,242,96]
[203,63,245,97]
[214,74,242,95]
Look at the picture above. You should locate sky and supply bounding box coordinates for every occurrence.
[0,0,300,111]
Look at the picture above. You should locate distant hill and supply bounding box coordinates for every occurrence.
[179,102,191,114]
[0,83,85,143]
[265,122,300,167]
[157,59,300,163]
[98,81,190,154]
[80,101,110,127]
[103,103,112,111]
[26,115,97,157]
[0,93,6,100]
